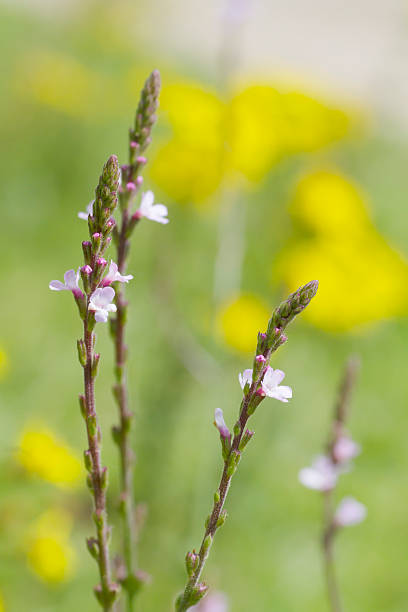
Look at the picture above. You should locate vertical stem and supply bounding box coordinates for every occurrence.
[113,210,138,610]
[83,321,115,611]
[322,492,342,612]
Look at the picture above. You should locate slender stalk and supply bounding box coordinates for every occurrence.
[82,322,117,610]
[110,70,161,609]
[321,356,360,612]
[176,281,319,611]
[322,492,342,612]
[75,154,121,609]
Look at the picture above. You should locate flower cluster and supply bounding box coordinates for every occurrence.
[49,156,127,327]
[299,430,365,527]
[49,262,132,324]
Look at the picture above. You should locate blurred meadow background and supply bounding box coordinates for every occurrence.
[2,0,408,610]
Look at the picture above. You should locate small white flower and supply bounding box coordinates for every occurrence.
[49,269,81,295]
[261,367,292,402]
[334,497,367,527]
[138,191,169,224]
[78,201,94,220]
[191,592,229,612]
[298,455,339,491]
[238,366,292,403]
[89,287,117,323]
[214,408,230,438]
[101,261,133,286]
[238,368,253,390]
[333,434,361,464]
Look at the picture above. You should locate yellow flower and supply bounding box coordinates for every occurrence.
[0,591,5,612]
[216,294,270,353]
[276,170,408,332]
[16,425,82,488]
[14,51,133,120]
[26,508,76,583]
[0,348,8,380]
[150,80,351,204]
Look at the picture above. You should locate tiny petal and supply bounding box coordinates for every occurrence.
[214,408,230,438]
[78,201,94,220]
[333,435,361,464]
[255,355,266,364]
[299,455,338,491]
[334,497,367,527]
[261,367,292,403]
[49,280,67,291]
[94,310,108,323]
[138,191,169,224]
[238,369,253,390]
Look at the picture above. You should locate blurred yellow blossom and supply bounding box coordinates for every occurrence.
[0,592,4,612]
[216,294,270,353]
[16,425,82,488]
[276,170,408,332]
[0,348,8,380]
[26,508,76,583]
[15,51,133,120]
[151,80,351,204]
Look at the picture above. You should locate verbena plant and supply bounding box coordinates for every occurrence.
[49,70,322,611]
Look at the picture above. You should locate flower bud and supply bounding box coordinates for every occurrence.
[86,537,99,560]
[82,240,92,265]
[185,550,199,577]
[84,449,92,473]
[77,339,87,367]
[92,353,100,377]
[81,264,93,294]
[239,429,254,451]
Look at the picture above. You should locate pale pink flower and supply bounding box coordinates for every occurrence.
[298,455,339,491]
[333,434,361,464]
[214,408,230,439]
[334,497,367,527]
[138,191,169,224]
[101,261,133,287]
[49,269,82,297]
[238,366,292,403]
[191,592,228,612]
[261,367,292,402]
[78,201,94,220]
[89,287,117,323]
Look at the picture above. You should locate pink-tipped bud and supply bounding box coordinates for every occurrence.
[136,156,147,164]
[104,236,112,247]
[214,408,230,439]
[81,265,92,275]
[126,182,136,191]
[255,355,266,364]
[92,232,101,240]
[105,218,115,230]
[256,387,266,398]
[121,164,130,172]
[130,141,139,149]
[132,210,143,221]
[96,258,107,268]
[260,333,267,340]
[136,176,143,186]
